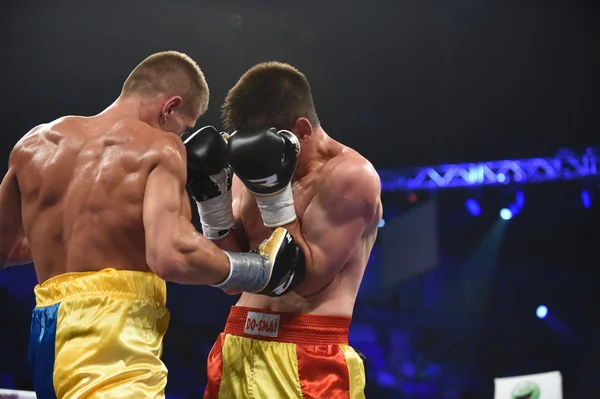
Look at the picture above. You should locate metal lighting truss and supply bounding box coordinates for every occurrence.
[379,148,598,191]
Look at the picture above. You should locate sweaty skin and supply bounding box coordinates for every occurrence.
[223,133,382,316]
[0,113,230,285]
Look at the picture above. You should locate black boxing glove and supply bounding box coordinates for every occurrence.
[213,227,305,297]
[184,126,234,239]
[228,127,300,227]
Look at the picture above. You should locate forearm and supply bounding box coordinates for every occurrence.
[279,220,308,254]
[212,228,248,252]
[169,223,296,295]
[274,220,319,296]
[149,217,231,285]
[0,237,32,269]
[282,220,348,297]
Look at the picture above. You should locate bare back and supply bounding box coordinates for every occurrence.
[234,145,382,316]
[11,116,189,283]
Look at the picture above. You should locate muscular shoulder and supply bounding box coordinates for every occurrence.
[319,151,381,217]
[115,119,185,163]
[153,131,185,155]
[12,116,84,157]
[149,132,187,175]
[323,152,380,200]
[9,124,48,169]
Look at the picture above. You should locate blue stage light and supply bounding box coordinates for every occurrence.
[581,190,591,209]
[536,305,548,319]
[378,218,386,228]
[515,190,525,207]
[500,208,512,220]
[465,198,481,217]
[497,173,506,183]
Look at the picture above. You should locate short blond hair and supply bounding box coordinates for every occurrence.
[122,51,209,117]
[221,61,319,131]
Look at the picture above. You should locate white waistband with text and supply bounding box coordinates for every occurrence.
[243,311,281,338]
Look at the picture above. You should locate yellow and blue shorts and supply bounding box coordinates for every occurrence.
[205,306,366,399]
[27,268,170,399]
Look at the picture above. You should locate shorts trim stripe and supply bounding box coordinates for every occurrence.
[296,344,350,399]
[340,345,367,399]
[204,333,225,399]
[28,303,60,399]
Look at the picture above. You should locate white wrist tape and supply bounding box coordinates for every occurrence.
[195,190,235,239]
[254,183,297,228]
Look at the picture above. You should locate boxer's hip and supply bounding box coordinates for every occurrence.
[205,306,366,399]
[28,268,170,399]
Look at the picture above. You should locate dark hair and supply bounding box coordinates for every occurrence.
[121,51,209,117]
[221,62,319,131]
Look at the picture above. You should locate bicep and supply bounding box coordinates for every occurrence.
[0,168,21,229]
[296,162,380,294]
[143,144,187,263]
[143,166,183,247]
[302,193,370,274]
[0,168,29,265]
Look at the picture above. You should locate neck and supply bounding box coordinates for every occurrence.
[102,95,158,127]
[293,127,340,182]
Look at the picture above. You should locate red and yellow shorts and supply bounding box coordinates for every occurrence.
[204,306,366,399]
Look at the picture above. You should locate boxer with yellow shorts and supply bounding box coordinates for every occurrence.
[0,53,306,398]
[197,62,383,398]
[28,269,169,398]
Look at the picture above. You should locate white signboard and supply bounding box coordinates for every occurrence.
[494,371,562,399]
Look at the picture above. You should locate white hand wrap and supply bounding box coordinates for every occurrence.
[195,190,235,240]
[254,183,297,228]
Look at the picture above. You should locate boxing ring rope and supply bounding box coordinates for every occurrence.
[0,388,36,398]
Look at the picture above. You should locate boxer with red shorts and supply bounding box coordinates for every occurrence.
[189,62,382,399]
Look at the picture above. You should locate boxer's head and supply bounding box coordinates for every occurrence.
[222,62,320,172]
[121,51,209,135]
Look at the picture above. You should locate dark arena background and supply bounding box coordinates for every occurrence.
[1,0,599,398]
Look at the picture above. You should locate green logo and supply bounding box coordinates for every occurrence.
[511,380,541,399]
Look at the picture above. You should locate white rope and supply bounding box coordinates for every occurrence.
[0,388,37,398]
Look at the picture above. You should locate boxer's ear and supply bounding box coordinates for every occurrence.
[292,117,313,142]
[162,96,183,121]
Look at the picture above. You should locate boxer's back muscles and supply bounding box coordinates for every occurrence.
[3,115,189,283]
[232,145,382,316]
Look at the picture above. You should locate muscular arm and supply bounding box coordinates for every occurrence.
[294,159,381,296]
[0,163,32,268]
[143,134,230,284]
